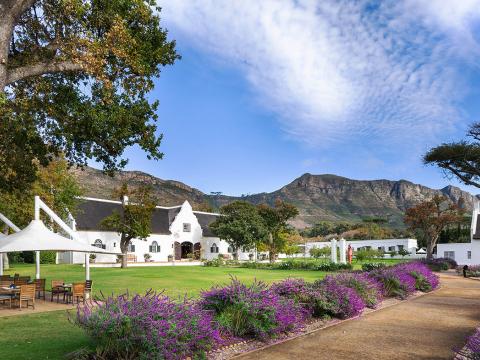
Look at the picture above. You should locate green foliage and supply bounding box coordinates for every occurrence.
[309,246,331,259]
[398,248,410,258]
[40,251,57,264]
[362,262,386,271]
[355,249,383,262]
[210,201,267,259]
[0,0,179,190]
[239,260,352,272]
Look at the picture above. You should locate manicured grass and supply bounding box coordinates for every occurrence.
[0,264,328,359]
[3,263,328,298]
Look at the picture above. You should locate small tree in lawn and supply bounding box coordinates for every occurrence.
[398,248,410,258]
[257,200,299,263]
[210,201,267,260]
[101,184,156,268]
[404,195,464,260]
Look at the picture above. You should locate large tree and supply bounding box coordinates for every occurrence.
[404,195,464,260]
[210,201,267,260]
[0,0,179,190]
[424,122,480,188]
[257,200,299,263]
[101,183,156,268]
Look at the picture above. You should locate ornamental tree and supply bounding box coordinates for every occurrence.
[257,200,299,263]
[404,195,464,260]
[0,0,179,190]
[101,183,156,268]
[210,201,267,260]
[424,122,480,188]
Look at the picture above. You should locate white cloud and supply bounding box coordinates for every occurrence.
[160,0,480,148]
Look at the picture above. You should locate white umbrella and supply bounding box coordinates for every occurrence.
[0,219,121,280]
[0,220,118,254]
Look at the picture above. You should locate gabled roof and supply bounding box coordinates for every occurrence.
[75,198,218,236]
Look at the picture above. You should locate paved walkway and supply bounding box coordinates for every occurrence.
[238,274,480,360]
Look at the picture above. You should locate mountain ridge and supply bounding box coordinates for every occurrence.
[71,167,477,228]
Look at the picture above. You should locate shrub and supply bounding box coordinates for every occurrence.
[421,257,457,271]
[40,251,56,264]
[314,262,353,272]
[362,262,386,272]
[320,273,383,308]
[395,262,439,292]
[369,266,416,299]
[74,291,220,360]
[310,281,366,318]
[454,327,480,359]
[200,278,306,339]
[202,258,225,267]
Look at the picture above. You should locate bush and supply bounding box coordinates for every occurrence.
[309,281,365,318]
[396,262,439,292]
[202,257,225,267]
[200,278,306,339]
[40,251,56,264]
[420,257,457,272]
[369,266,416,299]
[320,273,383,308]
[74,291,220,360]
[362,262,386,272]
[314,262,353,271]
[454,327,480,359]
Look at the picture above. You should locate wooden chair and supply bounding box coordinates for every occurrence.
[50,280,67,303]
[15,284,35,310]
[34,278,46,300]
[19,276,30,282]
[66,283,85,304]
[0,294,12,308]
[85,280,93,299]
[0,280,13,288]
[0,275,12,281]
[14,278,27,286]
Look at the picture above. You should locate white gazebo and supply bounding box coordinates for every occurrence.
[0,196,121,280]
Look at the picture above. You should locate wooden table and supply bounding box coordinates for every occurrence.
[0,287,19,309]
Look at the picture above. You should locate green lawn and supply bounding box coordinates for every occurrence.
[3,263,328,298]
[0,264,328,359]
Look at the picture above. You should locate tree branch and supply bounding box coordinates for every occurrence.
[6,60,84,84]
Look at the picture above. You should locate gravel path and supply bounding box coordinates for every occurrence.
[236,273,480,360]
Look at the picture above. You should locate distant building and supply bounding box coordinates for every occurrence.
[436,199,480,265]
[58,197,253,264]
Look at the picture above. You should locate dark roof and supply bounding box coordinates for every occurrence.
[474,214,480,239]
[194,212,218,237]
[75,199,218,236]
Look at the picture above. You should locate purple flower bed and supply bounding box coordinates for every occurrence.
[200,278,307,339]
[395,262,439,292]
[74,291,220,360]
[455,327,480,359]
[368,265,417,299]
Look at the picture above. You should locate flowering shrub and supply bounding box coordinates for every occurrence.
[74,291,220,360]
[421,257,457,271]
[200,278,306,339]
[395,262,439,292]
[310,281,366,318]
[455,327,480,359]
[369,266,416,299]
[320,273,383,308]
[361,262,386,272]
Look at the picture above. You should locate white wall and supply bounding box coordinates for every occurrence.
[437,242,473,265]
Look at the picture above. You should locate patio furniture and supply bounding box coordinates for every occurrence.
[13,273,19,281]
[34,278,46,300]
[0,275,12,281]
[0,280,13,288]
[66,283,85,304]
[14,278,27,286]
[85,280,92,298]
[0,294,12,308]
[50,280,67,303]
[14,284,35,310]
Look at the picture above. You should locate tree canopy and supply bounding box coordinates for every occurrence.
[210,201,267,259]
[404,195,464,260]
[0,0,179,190]
[424,122,480,188]
[101,183,156,268]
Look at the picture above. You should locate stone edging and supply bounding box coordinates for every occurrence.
[227,287,442,359]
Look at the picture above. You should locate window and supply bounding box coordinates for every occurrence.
[388,246,395,252]
[468,251,472,260]
[183,223,191,232]
[444,251,455,260]
[149,241,160,253]
[210,243,219,253]
[227,246,234,253]
[398,245,404,251]
[378,246,384,251]
[93,239,106,249]
[128,241,135,252]
[365,246,371,250]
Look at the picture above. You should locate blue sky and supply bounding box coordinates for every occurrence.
[109,1,480,196]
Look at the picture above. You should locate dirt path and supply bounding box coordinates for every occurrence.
[237,273,480,360]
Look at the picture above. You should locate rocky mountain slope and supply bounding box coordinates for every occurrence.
[72,167,476,228]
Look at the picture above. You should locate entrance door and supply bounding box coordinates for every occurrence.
[181,242,193,259]
[174,241,181,260]
[193,243,201,260]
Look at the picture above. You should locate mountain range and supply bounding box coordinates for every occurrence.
[71,167,477,229]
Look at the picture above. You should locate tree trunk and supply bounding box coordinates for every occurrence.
[426,238,436,260]
[2,226,9,270]
[120,235,129,269]
[268,233,275,263]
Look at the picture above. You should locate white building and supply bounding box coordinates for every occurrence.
[436,199,480,265]
[58,197,254,264]
[294,238,418,258]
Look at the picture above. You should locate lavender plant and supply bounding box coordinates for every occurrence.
[368,266,416,299]
[200,278,307,339]
[455,327,480,359]
[395,262,439,292]
[74,291,220,360]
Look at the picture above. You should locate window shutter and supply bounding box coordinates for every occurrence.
[149,245,152,252]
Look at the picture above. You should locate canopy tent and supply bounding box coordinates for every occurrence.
[0,219,121,280]
[417,248,427,254]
